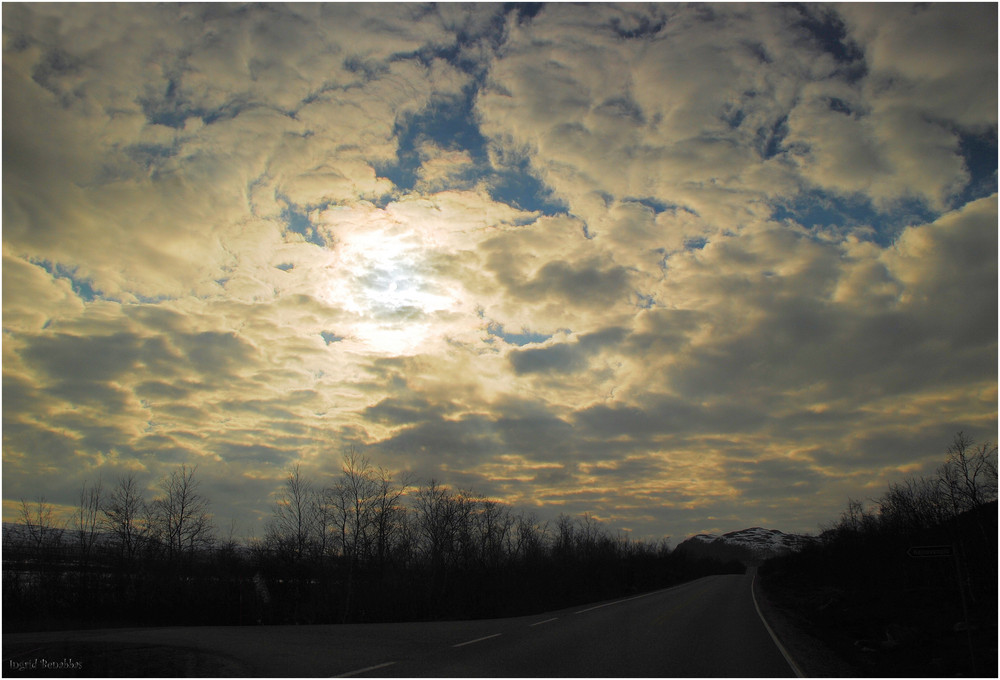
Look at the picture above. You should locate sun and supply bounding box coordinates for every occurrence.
[319,216,458,355]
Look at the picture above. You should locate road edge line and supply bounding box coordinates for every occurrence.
[751,568,806,678]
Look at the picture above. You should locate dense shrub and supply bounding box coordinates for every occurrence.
[759,433,998,677]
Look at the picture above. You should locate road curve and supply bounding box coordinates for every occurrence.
[3,572,797,677]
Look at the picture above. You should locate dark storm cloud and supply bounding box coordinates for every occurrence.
[509,327,629,375]
[134,380,200,402]
[365,395,455,426]
[509,342,587,375]
[494,411,577,457]
[213,441,295,467]
[21,332,174,384]
[375,412,501,465]
[573,394,769,444]
[173,331,258,376]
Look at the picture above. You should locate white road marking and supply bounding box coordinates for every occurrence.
[335,661,396,677]
[750,568,805,678]
[571,578,706,616]
[574,589,658,614]
[452,633,502,648]
[529,617,558,626]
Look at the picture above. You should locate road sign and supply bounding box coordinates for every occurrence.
[907,544,954,558]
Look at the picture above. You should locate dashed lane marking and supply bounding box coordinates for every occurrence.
[529,617,558,627]
[572,578,705,615]
[452,633,502,648]
[335,661,396,677]
[574,589,659,614]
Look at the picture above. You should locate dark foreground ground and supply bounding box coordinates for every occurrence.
[4,641,248,678]
[757,565,997,677]
[4,573,794,678]
[9,567,993,677]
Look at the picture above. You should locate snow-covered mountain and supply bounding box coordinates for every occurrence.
[674,527,813,565]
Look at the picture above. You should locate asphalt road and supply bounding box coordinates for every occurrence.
[3,572,797,677]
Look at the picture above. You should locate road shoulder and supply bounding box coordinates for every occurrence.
[752,575,861,678]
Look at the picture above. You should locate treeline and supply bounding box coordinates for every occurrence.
[3,453,742,631]
[759,432,998,677]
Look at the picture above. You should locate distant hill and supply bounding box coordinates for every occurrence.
[674,527,813,565]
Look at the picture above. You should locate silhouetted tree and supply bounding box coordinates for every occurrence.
[102,472,150,562]
[18,496,63,554]
[370,463,411,569]
[760,432,999,678]
[938,432,998,516]
[150,464,214,561]
[331,450,382,620]
[75,478,103,565]
[267,464,315,561]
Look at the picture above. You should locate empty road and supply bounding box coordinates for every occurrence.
[3,572,798,677]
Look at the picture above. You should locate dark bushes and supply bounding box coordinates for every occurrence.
[759,433,998,677]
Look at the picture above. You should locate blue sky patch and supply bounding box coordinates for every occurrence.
[31,259,99,302]
[758,115,789,159]
[775,128,995,241]
[320,331,344,345]
[772,191,937,246]
[486,321,552,346]
[278,197,325,246]
[488,156,567,214]
[140,77,259,129]
[635,292,656,309]
[377,89,488,192]
[376,86,565,216]
[609,13,666,40]
[827,97,854,116]
[505,3,544,25]
[625,197,671,214]
[793,5,865,66]
[953,129,998,208]
[133,293,173,304]
[125,142,177,170]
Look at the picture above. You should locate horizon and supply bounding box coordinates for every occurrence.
[3,2,997,544]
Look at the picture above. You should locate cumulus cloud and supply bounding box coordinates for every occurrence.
[2,3,995,541]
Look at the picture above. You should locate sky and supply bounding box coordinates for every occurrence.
[3,2,997,543]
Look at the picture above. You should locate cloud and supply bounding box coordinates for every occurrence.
[509,327,629,376]
[2,4,995,543]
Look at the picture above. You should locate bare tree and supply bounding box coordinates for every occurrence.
[369,462,411,568]
[938,432,998,515]
[554,513,577,559]
[75,477,104,564]
[877,476,948,533]
[334,450,378,564]
[268,464,315,560]
[511,511,547,565]
[472,498,515,570]
[325,451,411,565]
[18,496,63,553]
[311,486,338,562]
[102,472,150,562]
[414,480,458,568]
[151,464,214,561]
